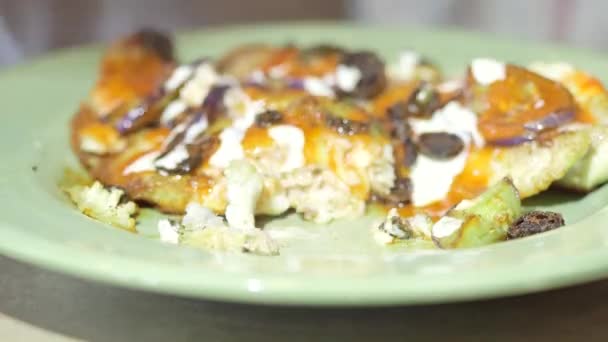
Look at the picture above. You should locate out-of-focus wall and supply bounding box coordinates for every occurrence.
[351,0,608,50]
[0,0,346,66]
[2,0,607,66]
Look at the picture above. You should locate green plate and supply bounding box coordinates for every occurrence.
[2,22,608,306]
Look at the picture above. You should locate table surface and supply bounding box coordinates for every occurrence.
[1,254,607,342]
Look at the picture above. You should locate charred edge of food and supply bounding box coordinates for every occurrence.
[377,214,414,239]
[372,177,413,207]
[184,135,220,173]
[115,88,168,134]
[339,51,387,98]
[325,115,369,136]
[387,101,409,121]
[405,82,441,118]
[417,132,465,159]
[507,211,565,239]
[255,110,284,128]
[132,29,175,62]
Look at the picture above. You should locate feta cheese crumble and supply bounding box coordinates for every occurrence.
[65,181,138,231]
[224,160,264,230]
[471,58,506,86]
[209,88,266,168]
[267,125,306,172]
[335,64,362,92]
[157,219,180,244]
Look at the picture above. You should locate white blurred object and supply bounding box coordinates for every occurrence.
[0,16,23,66]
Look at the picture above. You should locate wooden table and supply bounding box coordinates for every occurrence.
[1,254,605,341]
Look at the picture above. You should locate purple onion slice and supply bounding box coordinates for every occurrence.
[523,108,575,132]
[488,134,536,147]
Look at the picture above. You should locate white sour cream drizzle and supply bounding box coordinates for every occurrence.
[409,102,484,207]
[471,58,506,85]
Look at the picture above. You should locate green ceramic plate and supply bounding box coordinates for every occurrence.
[2,22,608,306]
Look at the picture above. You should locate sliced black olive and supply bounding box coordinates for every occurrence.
[133,29,175,62]
[325,115,368,136]
[417,132,464,159]
[507,211,565,239]
[255,110,284,128]
[405,82,441,117]
[339,51,387,99]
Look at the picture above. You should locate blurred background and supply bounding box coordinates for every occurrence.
[1,0,607,67]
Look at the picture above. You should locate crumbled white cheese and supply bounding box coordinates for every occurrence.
[335,64,362,92]
[209,88,266,168]
[367,144,396,196]
[471,58,506,86]
[267,125,306,172]
[410,101,484,147]
[224,160,264,230]
[409,152,469,207]
[528,62,575,81]
[182,202,226,231]
[123,151,161,175]
[164,65,194,91]
[160,100,187,125]
[303,77,335,97]
[432,216,463,239]
[281,167,365,223]
[157,219,180,244]
[390,50,421,81]
[179,63,220,107]
[209,127,246,168]
[65,181,138,231]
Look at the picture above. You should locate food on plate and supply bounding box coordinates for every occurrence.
[66,29,608,254]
